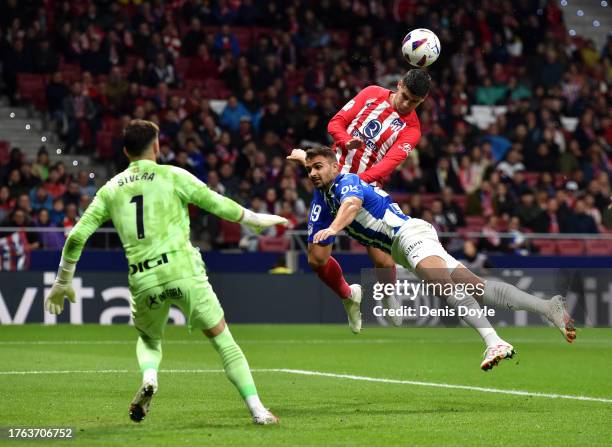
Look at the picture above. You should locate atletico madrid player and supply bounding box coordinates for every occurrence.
[288,69,430,332]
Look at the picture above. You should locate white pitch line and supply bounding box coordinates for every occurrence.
[0,368,610,404]
[273,369,612,404]
[0,339,396,346]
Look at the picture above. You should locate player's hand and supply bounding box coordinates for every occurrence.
[313,228,337,244]
[44,281,76,315]
[286,148,307,166]
[345,138,364,151]
[241,209,289,234]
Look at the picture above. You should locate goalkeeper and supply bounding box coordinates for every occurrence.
[45,120,286,425]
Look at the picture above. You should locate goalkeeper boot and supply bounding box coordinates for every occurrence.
[129,380,157,422]
[343,284,363,334]
[480,341,515,371]
[547,295,576,343]
[253,409,280,425]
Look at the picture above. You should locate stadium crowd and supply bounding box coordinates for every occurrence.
[0,0,610,255]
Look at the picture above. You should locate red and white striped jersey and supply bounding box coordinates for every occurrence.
[327,85,421,185]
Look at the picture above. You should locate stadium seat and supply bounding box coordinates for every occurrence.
[556,240,585,256]
[258,236,290,252]
[174,57,192,79]
[465,216,486,228]
[17,74,46,110]
[523,172,540,186]
[532,239,557,255]
[585,240,612,256]
[218,220,241,246]
[0,140,10,165]
[96,131,114,160]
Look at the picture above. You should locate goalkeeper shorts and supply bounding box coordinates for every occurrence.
[131,275,224,339]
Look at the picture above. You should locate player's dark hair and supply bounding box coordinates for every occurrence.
[305,146,337,163]
[123,120,159,157]
[402,69,431,97]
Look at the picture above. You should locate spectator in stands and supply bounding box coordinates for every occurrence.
[5,169,28,197]
[36,208,64,250]
[181,17,204,57]
[459,239,493,272]
[128,58,149,85]
[33,39,59,74]
[30,185,52,213]
[147,53,177,88]
[188,44,218,79]
[566,198,598,234]
[62,81,96,152]
[43,168,67,199]
[62,182,81,206]
[185,138,206,181]
[213,25,240,58]
[441,187,466,230]
[46,72,70,133]
[515,189,547,232]
[49,198,64,226]
[0,186,14,222]
[220,95,251,132]
[76,171,96,198]
[105,67,129,113]
[497,148,525,179]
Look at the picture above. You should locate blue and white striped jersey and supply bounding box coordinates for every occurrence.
[307,173,409,253]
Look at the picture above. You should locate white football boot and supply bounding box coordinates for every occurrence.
[343,284,363,334]
[546,295,576,343]
[253,409,280,425]
[480,341,516,371]
[381,293,403,327]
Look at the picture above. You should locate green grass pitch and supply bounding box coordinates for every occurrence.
[1,324,611,446]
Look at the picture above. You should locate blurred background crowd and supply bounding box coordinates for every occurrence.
[0,0,610,256]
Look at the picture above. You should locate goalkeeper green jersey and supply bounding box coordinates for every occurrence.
[62,159,243,294]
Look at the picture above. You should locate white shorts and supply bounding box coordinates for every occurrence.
[391,218,459,272]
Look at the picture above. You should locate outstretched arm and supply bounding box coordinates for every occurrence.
[173,167,288,232]
[313,196,363,243]
[46,188,110,315]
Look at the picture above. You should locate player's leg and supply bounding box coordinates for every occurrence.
[180,278,278,424]
[308,243,352,299]
[366,246,401,327]
[308,242,362,333]
[415,254,515,370]
[450,265,576,343]
[203,318,278,425]
[129,285,169,422]
[392,219,514,370]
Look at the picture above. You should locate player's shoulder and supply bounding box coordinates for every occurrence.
[333,173,361,190]
[360,85,390,98]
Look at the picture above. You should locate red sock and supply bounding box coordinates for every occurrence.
[314,256,352,299]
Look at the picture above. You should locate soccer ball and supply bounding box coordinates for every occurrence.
[401,28,441,67]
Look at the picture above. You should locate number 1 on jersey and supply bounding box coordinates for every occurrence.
[130,195,145,239]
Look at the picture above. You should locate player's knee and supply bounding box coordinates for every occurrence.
[308,252,329,270]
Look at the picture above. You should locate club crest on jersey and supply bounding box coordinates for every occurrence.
[390,118,405,132]
[363,120,382,139]
[400,143,413,154]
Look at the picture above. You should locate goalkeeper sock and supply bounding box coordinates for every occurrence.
[446,294,502,348]
[313,256,352,299]
[482,280,550,317]
[210,327,264,415]
[137,336,161,389]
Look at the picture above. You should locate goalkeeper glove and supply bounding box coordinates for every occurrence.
[44,256,76,315]
[240,209,289,234]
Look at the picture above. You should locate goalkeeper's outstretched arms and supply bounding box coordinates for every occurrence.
[45,188,110,315]
[172,166,289,233]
